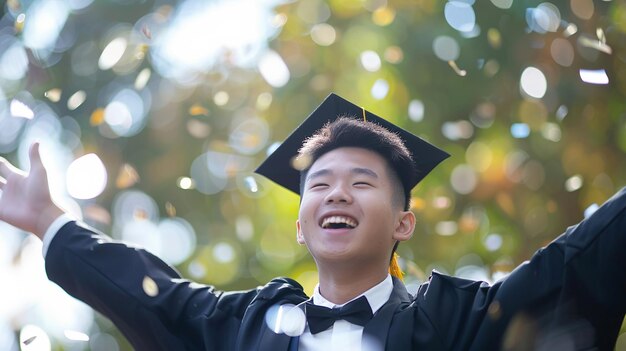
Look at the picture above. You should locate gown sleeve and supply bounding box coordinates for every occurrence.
[45,220,260,351]
[418,187,626,350]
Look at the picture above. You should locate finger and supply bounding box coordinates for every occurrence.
[0,156,26,178]
[0,157,16,178]
[29,142,43,170]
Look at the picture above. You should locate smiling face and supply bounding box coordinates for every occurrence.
[296,147,415,270]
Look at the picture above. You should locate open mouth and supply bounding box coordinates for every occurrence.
[320,216,358,229]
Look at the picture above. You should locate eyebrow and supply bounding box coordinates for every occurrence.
[306,167,379,182]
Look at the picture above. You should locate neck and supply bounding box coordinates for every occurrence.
[316,263,389,305]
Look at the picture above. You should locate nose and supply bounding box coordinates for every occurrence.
[324,183,353,204]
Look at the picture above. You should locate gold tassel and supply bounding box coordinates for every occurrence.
[389,252,403,280]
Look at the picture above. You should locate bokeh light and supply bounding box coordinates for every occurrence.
[450,164,478,194]
[442,120,474,140]
[490,0,513,9]
[157,218,197,265]
[103,88,149,137]
[433,36,460,61]
[67,90,86,111]
[360,50,381,72]
[259,50,290,88]
[526,3,561,33]
[510,123,530,138]
[371,79,389,100]
[310,23,337,46]
[66,154,107,200]
[22,0,69,52]
[151,0,285,82]
[20,324,51,351]
[229,117,270,155]
[98,37,127,70]
[571,0,594,20]
[10,98,34,119]
[520,67,547,99]
[484,233,503,251]
[445,1,476,33]
[0,35,28,81]
[408,100,425,122]
[579,69,609,85]
[550,38,574,66]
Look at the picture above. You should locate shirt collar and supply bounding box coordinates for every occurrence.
[312,274,393,315]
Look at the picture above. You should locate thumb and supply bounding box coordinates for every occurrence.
[29,142,43,170]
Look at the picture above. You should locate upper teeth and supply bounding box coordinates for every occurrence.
[321,216,357,229]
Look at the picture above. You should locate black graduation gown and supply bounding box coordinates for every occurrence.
[45,188,626,350]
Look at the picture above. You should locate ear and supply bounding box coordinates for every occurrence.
[392,210,415,242]
[296,219,306,245]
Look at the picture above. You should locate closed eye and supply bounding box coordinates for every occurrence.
[353,182,373,187]
[309,183,328,189]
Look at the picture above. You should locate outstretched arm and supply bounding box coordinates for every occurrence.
[1,144,265,350]
[0,143,64,239]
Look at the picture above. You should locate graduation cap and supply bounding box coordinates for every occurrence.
[255,93,450,195]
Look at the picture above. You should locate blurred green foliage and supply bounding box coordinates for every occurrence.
[2,0,626,349]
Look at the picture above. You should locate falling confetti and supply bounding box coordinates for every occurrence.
[177,177,195,190]
[562,23,578,37]
[84,204,112,225]
[99,37,127,70]
[64,330,90,341]
[44,88,62,102]
[67,90,87,110]
[372,6,396,27]
[578,36,612,54]
[23,336,36,345]
[134,68,151,90]
[448,60,467,76]
[271,13,288,28]
[487,28,501,48]
[142,276,159,297]
[244,176,258,193]
[165,201,176,217]
[14,13,25,32]
[579,69,609,84]
[142,25,152,40]
[90,108,105,125]
[488,301,502,320]
[189,104,210,116]
[596,28,606,43]
[10,99,34,119]
[565,175,583,192]
[290,154,312,171]
[116,164,140,189]
[384,46,403,63]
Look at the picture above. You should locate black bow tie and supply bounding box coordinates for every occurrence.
[305,295,374,334]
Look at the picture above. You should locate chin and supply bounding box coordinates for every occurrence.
[314,247,355,262]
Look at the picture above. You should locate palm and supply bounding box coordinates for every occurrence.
[0,144,61,237]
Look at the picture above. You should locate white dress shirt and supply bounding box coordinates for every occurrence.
[41,213,74,258]
[299,275,393,351]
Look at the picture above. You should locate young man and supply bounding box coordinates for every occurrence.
[0,93,624,350]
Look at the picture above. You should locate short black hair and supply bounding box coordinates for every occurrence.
[297,117,416,211]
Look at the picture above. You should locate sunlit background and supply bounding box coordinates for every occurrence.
[1,0,626,349]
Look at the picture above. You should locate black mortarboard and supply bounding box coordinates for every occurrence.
[255,93,450,194]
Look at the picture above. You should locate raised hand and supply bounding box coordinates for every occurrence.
[0,143,64,239]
